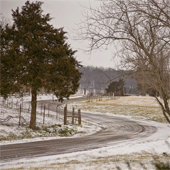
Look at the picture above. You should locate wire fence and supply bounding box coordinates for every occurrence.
[0,97,81,126]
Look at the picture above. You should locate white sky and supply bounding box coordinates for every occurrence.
[1,0,120,69]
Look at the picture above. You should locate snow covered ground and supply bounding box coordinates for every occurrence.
[1,95,170,170]
[1,120,170,170]
[0,94,100,145]
[70,96,168,123]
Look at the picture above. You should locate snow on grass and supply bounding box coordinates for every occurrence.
[1,95,170,170]
[1,133,170,169]
[0,95,100,145]
[68,96,168,123]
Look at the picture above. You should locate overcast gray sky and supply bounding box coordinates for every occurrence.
[1,0,120,69]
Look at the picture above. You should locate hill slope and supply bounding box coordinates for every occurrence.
[78,66,139,94]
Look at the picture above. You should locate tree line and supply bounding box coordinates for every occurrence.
[79,66,138,95]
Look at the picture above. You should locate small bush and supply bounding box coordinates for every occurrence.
[7,132,18,140]
[36,126,41,130]
[58,127,74,136]
[154,161,170,170]
[42,126,52,133]
[56,124,62,127]
[21,130,33,138]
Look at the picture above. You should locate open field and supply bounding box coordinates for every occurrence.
[68,96,168,123]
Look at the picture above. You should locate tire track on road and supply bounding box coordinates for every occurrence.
[1,98,157,162]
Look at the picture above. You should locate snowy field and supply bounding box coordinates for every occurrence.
[69,96,168,123]
[1,95,170,169]
[0,94,100,145]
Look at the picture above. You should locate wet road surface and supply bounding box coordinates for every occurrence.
[1,97,157,162]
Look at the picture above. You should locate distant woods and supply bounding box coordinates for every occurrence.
[78,66,138,95]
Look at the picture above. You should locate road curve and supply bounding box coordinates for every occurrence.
[1,97,157,162]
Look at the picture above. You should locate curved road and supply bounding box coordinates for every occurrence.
[1,97,157,162]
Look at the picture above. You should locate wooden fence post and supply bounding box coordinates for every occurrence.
[72,107,75,124]
[56,106,58,119]
[64,105,67,125]
[22,98,23,109]
[28,104,30,113]
[12,99,13,109]
[19,104,21,126]
[78,109,81,125]
[2,99,5,106]
[48,104,49,117]
[58,107,60,117]
[43,105,45,124]
[41,102,42,114]
[16,100,18,109]
[7,98,8,108]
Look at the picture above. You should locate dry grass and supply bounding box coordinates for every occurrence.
[3,152,170,170]
[69,96,168,123]
[1,96,170,170]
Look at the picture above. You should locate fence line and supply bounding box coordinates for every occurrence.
[1,99,81,126]
[64,105,81,125]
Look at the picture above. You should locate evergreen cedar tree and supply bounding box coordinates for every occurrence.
[0,1,82,129]
[106,78,125,96]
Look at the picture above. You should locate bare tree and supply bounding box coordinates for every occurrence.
[79,0,170,123]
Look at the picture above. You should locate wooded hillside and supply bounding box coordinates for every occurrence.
[78,66,139,95]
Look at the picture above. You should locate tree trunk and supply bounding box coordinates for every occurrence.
[30,89,37,129]
[155,96,170,123]
[141,82,146,96]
